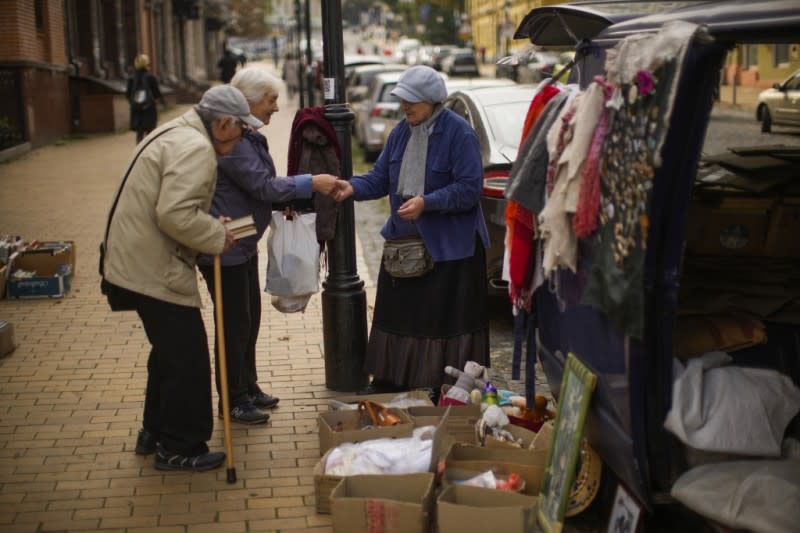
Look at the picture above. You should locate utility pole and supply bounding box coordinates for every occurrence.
[320,0,368,391]
[304,0,314,106]
[294,0,305,107]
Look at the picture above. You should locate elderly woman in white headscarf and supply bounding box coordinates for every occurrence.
[336,66,490,400]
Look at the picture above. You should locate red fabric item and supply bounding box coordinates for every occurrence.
[505,200,536,304]
[504,84,559,305]
[573,77,615,238]
[520,84,560,144]
[287,106,342,176]
[572,110,607,237]
[509,212,534,293]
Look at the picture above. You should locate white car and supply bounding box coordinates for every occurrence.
[756,68,800,132]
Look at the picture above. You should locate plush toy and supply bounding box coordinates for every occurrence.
[510,394,555,423]
[443,361,488,404]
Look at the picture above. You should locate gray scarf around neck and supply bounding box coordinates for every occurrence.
[397,105,446,198]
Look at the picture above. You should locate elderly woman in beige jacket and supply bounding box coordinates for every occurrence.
[103,85,262,472]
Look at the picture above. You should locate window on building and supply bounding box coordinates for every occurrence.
[774,44,790,66]
[744,45,758,69]
[34,0,45,32]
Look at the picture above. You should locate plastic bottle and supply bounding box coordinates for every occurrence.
[482,381,498,405]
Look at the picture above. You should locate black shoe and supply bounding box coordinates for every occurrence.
[251,391,280,409]
[135,428,158,455]
[218,402,269,425]
[154,445,225,472]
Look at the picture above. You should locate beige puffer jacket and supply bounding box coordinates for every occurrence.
[103,109,226,307]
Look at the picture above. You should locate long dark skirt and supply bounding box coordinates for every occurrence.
[365,240,490,390]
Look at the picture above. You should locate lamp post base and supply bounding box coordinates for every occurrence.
[322,285,369,392]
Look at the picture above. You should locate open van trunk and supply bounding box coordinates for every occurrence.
[515,0,800,528]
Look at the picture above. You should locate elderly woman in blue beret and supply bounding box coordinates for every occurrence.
[335,66,490,401]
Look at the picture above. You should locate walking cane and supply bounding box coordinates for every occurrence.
[213,254,236,483]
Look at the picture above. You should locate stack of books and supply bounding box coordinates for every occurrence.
[225,215,257,239]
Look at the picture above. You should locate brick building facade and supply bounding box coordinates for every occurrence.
[0,0,228,155]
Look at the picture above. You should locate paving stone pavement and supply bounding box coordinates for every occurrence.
[0,62,547,532]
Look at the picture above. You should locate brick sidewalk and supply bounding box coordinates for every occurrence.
[0,77,346,530]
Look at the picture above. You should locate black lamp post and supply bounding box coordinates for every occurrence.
[304,0,314,106]
[294,0,305,107]
[320,0,368,392]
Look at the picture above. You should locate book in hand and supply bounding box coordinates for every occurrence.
[225,215,257,239]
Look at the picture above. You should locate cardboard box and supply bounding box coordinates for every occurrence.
[331,390,434,409]
[314,450,344,514]
[686,201,771,256]
[318,407,414,457]
[0,264,6,299]
[330,473,435,533]
[436,485,537,533]
[485,423,538,450]
[407,405,480,444]
[315,410,456,514]
[0,321,15,357]
[765,201,800,257]
[6,241,76,299]
[440,467,529,493]
[444,443,547,497]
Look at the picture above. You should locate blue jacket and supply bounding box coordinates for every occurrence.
[198,129,312,266]
[350,108,489,262]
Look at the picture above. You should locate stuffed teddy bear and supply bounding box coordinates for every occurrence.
[443,361,488,404]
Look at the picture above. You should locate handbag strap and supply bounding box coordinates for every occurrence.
[102,126,177,246]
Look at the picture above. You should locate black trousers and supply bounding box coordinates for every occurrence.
[199,255,262,408]
[136,294,213,456]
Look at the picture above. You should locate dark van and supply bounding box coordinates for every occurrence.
[511,1,800,531]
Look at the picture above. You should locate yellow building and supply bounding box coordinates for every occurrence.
[467,1,799,91]
[466,0,565,62]
[725,43,800,88]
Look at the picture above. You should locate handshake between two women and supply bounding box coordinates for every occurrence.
[311,174,352,201]
[314,175,425,221]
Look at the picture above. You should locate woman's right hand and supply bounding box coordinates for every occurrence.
[311,174,339,195]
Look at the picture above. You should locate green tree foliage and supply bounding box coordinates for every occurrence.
[226,0,273,38]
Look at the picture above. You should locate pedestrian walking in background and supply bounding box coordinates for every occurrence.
[102,85,264,471]
[126,54,164,144]
[334,66,491,403]
[218,47,239,84]
[271,36,280,68]
[282,53,300,101]
[197,67,341,425]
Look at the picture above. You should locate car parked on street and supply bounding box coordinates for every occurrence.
[443,84,539,295]
[440,48,481,77]
[513,1,800,530]
[346,63,408,136]
[497,49,573,83]
[393,37,421,64]
[346,63,407,104]
[378,78,519,162]
[355,70,448,162]
[353,71,404,162]
[426,45,458,71]
[756,68,800,132]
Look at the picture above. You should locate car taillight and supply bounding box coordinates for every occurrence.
[483,170,509,198]
[370,104,394,118]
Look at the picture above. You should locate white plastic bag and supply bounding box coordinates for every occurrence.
[265,212,320,313]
